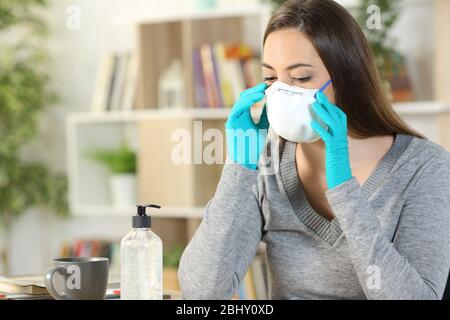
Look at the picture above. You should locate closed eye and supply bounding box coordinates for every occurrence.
[263,76,312,83]
[263,77,277,82]
[293,77,312,83]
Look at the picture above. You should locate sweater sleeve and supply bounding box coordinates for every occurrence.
[325,159,450,300]
[177,159,264,299]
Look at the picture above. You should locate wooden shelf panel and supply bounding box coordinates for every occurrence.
[72,205,204,218]
[68,101,450,124]
[393,101,450,115]
[137,117,226,208]
[68,108,231,124]
[110,5,271,26]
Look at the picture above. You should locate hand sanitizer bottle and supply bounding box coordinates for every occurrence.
[121,204,163,300]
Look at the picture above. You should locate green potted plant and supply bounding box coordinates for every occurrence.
[87,144,137,208]
[357,0,412,101]
[0,0,68,275]
[163,244,184,291]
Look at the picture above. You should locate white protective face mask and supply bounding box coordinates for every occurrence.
[265,80,332,143]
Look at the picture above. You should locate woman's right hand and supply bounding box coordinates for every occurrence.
[225,83,269,170]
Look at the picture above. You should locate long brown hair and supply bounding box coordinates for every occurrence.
[263,0,424,139]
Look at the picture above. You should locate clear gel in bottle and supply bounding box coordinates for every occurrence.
[121,204,163,300]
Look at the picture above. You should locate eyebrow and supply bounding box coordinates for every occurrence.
[261,62,313,70]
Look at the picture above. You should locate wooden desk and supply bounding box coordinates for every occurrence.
[1,274,182,300]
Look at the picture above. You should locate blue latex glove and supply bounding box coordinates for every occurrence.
[225,83,269,170]
[310,91,353,189]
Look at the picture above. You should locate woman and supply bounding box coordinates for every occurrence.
[178,0,450,299]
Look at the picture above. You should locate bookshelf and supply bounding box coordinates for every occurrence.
[67,5,271,253]
[131,5,271,109]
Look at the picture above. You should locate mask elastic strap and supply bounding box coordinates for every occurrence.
[319,79,332,93]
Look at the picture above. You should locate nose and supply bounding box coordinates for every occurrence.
[277,75,294,86]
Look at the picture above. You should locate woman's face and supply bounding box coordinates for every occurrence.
[262,28,335,103]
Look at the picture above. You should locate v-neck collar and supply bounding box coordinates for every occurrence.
[279,133,413,246]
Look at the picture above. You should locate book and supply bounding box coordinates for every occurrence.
[0,274,128,300]
[91,52,116,112]
[192,42,260,109]
[200,44,219,108]
[91,51,139,112]
[74,239,84,257]
[0,275,48,295]
[58,240,120,273]
[0,292,53,300]
[213,42,234,107]
[106,54,120,111]
[109,53,129,111]
[210,44,224,107]
[223,59,246,103]
[192,49,208,108]
[122,53,139,111]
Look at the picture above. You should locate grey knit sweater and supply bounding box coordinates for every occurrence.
[178,133,450,299]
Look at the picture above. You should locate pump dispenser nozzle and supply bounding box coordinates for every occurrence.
[133,204,161,228]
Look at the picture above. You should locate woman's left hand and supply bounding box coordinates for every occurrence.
[310,91,353,189]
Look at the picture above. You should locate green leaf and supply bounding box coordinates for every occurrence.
[87,144,137,174]
[0,0,68,229]
[163,244,184,268]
